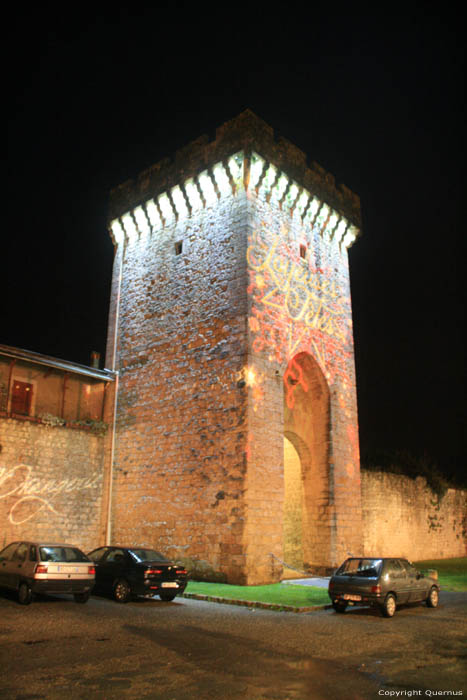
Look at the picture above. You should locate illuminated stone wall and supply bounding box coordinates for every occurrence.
[107,191,249,582]
[362,471,467,560]
[106,111,364,583]
[0,418,113,552]
[243,181,363,581]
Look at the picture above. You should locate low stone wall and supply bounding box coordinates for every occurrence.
[361,470,467,560]
[0,417,111,552]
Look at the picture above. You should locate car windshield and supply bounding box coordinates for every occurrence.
[129,549,168,563]
[39,546,89,563]
[337,558,383,577]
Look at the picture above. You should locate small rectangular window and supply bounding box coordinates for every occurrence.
[175,241,183,255]
[299,244,307,259]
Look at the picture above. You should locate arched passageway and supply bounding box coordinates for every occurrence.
[283,435,303,569]
[283,352,331,571]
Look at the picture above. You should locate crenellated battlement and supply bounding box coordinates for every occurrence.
[108,110,361,236]
[110,150,359,251]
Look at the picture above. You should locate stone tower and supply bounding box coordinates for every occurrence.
[106,110,363,584]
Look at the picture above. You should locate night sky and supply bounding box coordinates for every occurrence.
[5,11,465,483]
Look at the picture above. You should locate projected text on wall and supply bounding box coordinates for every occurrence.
[247,225,353,386]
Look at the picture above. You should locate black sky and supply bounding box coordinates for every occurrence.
[4,10,466,481]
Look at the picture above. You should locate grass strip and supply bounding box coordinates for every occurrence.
[186,558,467,606]
[185,581,329,607]
[414,557,467,592]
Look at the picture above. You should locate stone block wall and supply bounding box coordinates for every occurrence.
[108,192,250,583]
[361,470,467,560]
[0,417,113,552]
[106,176,365,583]
[105,112,366,584]
[244,189,363,578]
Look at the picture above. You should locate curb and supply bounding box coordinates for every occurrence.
[181,592,331,613]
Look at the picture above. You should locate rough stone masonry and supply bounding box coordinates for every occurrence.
[106,110,364,584]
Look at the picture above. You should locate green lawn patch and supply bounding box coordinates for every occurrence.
[185,558,467,606]
[414,557,467,592]
[185,581,329,608]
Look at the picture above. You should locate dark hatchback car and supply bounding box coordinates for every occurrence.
[0,541,95,605]
[328,557,440,617]
[87,546,188,603]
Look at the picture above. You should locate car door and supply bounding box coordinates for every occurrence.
[0,543,20,588]
[9,542,30,589]
[387,559,411,603]
[98,548,129,593]
[88,547,110,590]
[402,560,427,601]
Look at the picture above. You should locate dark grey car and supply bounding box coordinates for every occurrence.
[0,541,95,605]
[328,557,440,617]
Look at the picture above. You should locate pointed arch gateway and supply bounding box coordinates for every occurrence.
[283,352,332,573]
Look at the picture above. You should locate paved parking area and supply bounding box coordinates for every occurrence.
[282,577,330,587]
[0,589,466,699]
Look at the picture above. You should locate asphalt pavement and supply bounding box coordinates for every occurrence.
[1,588,466,699]
[282,577,330,588]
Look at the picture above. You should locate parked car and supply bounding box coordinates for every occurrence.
[0,541,95,605]
[87,546,188,603]
[328,557,440,617]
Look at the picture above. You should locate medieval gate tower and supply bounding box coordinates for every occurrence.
[106,111,363,584]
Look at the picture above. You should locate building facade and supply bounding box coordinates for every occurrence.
[0,345,116,551]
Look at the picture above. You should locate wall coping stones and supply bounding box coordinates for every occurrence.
[182,591,331,613]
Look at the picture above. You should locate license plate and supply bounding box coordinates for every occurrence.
[343,594,361,601]
[161,582,179,588]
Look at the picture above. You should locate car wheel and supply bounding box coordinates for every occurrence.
[382,593,397,617]
[332,601,347,613]
[426,586,439,608]
[18,582,33,606]
[114,578,131,603]
[159,591,177,602]
[74,592,90,604]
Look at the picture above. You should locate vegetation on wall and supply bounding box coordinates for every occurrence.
[40,412,66,427]
[39,413,108,436]
[360,448,466,495]
[71,419,108,436]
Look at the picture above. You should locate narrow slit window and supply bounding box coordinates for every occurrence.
[175,241,183,255]
[299,244,307,259]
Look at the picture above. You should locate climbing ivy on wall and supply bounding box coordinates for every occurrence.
[360,448,465,496]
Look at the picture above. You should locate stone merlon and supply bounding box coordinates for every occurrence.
[108,109,361,228]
